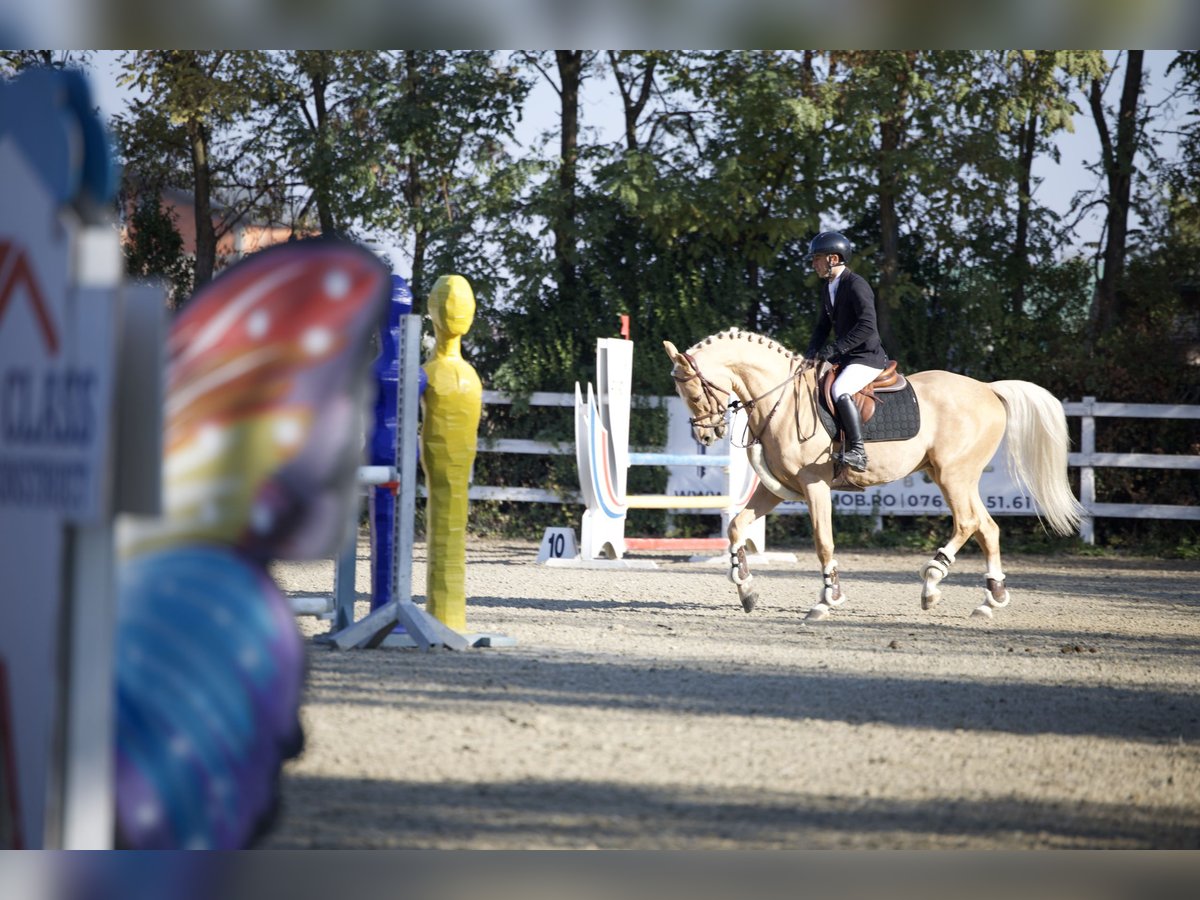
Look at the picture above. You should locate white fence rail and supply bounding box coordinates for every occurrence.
[1064,396,1200,543]
[471,390,1199,544]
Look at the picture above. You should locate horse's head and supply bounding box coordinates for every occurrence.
[663,340,728,446]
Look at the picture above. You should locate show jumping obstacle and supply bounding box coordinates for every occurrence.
[574,337,770,561]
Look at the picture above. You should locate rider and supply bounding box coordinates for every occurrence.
[804,230,888,473]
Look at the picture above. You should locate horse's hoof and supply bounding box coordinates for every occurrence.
[805,603,831,621]
[970,604,994,620]
[922,591,941,610]
[740,592,758,613]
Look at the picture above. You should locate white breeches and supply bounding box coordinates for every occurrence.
[832,363,885,399]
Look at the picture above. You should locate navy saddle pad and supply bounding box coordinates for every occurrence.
[817,381,921,443]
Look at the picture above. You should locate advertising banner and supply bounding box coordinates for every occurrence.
[666,398,1038,518]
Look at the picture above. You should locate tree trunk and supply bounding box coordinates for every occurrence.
[404,51,426,300]
[188,118,217,290]
[411,228,427,304]
[310,64,336,236]
[875,53,912,354]
[1012,108,1037,318]
[744,259,761,332]
[877,117,902,351]
[555,51,583,310]
[609,51,655,153]
[1090,50,1144,338]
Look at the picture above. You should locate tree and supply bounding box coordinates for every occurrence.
[116,51,283,293]
[0,50,92,76]
[623,51,828,337]
[1088,50,1146,339]
[121,188,195,304]
[515,51,596,317]
[991,51,1108,318]
[812,52,1102,371]
[608,50,660,153]
[275,51,392,238]
[1150,53,1200,271]
[375,51,530,303]
[823,51,936,350]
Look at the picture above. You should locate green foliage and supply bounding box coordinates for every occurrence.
[374,51,532,302]
[0,51,93,76]
[121,189,194,306]
[114,51,287,294]
[273,51,395,238]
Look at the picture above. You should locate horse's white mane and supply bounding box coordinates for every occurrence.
[686,327,800,359]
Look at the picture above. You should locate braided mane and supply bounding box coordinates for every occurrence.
[686,327,801,359]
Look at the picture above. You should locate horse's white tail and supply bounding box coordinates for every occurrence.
[989,381,1084,536]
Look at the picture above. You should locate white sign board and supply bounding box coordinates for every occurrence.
[0,141,113,524]
[0,136,121,848]
[537,526,579,563]
[664,396,731,500]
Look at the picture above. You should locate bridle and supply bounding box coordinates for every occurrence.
[673,349,819,447]
[672,350,731,434]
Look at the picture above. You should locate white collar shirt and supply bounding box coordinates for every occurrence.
[827,270,844,308]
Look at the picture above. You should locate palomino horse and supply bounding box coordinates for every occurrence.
[663,328,1082,620]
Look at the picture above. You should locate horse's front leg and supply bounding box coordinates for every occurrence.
[802,480,845,621]
[728,483,781,612]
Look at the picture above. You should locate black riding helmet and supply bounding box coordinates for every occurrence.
[807,231,853,265]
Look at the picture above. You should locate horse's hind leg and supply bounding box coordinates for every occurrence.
[802,481,845,621]
[926,471,1011,618]
[969,500,1010,619]
[922,470,985,611]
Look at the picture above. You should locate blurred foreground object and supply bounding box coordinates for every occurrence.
[0,65,159,849]
[115,240,389,848]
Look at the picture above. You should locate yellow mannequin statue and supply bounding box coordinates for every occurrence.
[421,274,483,631]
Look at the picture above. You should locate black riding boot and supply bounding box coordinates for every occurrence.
[834,394,868,472]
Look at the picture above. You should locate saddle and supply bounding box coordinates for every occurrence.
[820,360,908,426]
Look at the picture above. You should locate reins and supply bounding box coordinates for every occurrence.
[675,349,820,448]
[728,358,810,448]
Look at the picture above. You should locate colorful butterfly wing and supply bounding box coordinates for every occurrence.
[121,239,390,561]
[115,240,389,848]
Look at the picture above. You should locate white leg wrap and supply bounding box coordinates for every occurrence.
[729,541,752,586]
[983,571,1010,609]
[973,570,1010,617]
[920,548,954,610]
[821,559,846,608]
[921,546,955,583]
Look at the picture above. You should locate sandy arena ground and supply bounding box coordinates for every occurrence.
[262,537,1200,849]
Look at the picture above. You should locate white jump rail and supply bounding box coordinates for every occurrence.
[470,391,1199,545]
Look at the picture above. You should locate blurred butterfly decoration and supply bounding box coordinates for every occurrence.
[114,240,389,848]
